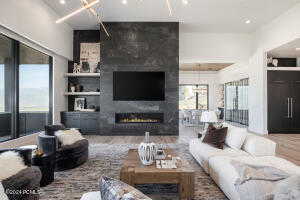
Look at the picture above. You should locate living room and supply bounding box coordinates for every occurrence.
[0,0,300,200]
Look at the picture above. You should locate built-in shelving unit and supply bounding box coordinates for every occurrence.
[64,92,100,96]
[64,73,100,77]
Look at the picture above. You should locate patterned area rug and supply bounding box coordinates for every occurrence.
[40,143,227,200]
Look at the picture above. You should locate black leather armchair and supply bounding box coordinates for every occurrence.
[38,125,89,171]
[0,148,41,200]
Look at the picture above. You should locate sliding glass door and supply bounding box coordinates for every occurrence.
[0,35,13,142]
[19,44,52,136]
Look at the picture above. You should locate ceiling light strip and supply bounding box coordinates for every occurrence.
[80,0,110,37]
[56,0,100,24]
[166,0,173,16]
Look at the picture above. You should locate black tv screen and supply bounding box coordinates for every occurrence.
[113,72,165,101]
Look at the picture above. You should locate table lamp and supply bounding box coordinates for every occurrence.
[201,111,218,131]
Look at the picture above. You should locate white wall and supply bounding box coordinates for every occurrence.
[0,0,73,124]
[53,56,68,124]
[217,2,300,134]
[0,0,73,60]
[179,71,219,110]
[179,32,252,63]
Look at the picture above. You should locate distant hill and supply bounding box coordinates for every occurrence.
[0,88,49,112]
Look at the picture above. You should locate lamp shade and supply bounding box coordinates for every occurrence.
[201,111,218,123]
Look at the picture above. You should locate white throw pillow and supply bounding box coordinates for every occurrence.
[55,129,85,146]
[225,125,247,150]
[0,151,27,181]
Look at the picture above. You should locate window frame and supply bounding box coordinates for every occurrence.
[179,84,209,110]
[0,33,53,142]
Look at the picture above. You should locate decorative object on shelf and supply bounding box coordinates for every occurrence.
[95,62,101,73]
[69,83,76,93]
[201,111,218,132]
[138,132,157,166]
[74,97,86,111]
[81,59,91,73]
[272,59,279,67]
[80,43,100,73]
[75,84,83,92]
[73,63,81,73]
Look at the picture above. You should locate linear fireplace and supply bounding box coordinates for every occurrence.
[115,113,164,124]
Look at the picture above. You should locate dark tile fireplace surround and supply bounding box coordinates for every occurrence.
[69,22,179,136]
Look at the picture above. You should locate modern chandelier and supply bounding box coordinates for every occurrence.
[56,0,181,37]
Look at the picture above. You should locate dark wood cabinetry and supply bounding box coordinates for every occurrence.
[268,71,300,133]
[61,112,99,134]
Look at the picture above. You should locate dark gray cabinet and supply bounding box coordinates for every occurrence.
[61,112,99,134]
[268,71,300,133]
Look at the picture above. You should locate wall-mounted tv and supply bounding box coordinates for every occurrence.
[113,71,165,101]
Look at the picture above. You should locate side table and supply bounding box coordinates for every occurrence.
[32,153,55,187]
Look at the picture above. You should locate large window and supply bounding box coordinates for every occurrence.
[0,33,53,142]
[179,85,208,110]
[19,44,52,136]
[225,78,249,126]
[0,34,13,142]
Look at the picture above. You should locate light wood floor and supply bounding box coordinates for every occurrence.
[267,134,300,166]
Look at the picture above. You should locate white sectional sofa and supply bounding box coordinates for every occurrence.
[189,123,300,200]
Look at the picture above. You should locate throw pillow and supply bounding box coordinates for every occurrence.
[100,176,152,200]
[202,127,228,149]
[55,129,84,146]
[225,125,247,150]
[0,151,27,180]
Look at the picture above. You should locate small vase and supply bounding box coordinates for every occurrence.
[138,132,157,166]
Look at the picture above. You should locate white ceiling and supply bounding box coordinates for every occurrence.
[268,38,300,58]
[43,0,300,33]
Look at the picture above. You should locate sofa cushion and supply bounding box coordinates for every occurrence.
[189,139,249,173]
[242,134,276,156]
[202,127,228,149]
[100,176,151,200]
[224,124,247,150]
[55,129,85,146]
[208,155,300,200]
[81,192,102,200]
[0,151,27,180]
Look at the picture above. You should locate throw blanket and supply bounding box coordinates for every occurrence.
[231,160,290,200]
[0,182,9,200]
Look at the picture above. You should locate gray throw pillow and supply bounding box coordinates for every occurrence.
[100,176,152,200]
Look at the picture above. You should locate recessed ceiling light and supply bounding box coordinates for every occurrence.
[182,0,188,5]
[122,0,128,5]
[245,20,251,24]
[296,48,300,51]
[59,0,66,4]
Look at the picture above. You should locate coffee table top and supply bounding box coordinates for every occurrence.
[122,149,194,173]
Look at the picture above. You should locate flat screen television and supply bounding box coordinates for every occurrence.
[113,71,165,101]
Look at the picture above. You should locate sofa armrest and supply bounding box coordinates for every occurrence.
[0,148,32,166]
[242,135,277,156]
[38,132,57,156]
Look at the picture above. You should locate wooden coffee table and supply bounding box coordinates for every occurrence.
[120,149,195,200]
